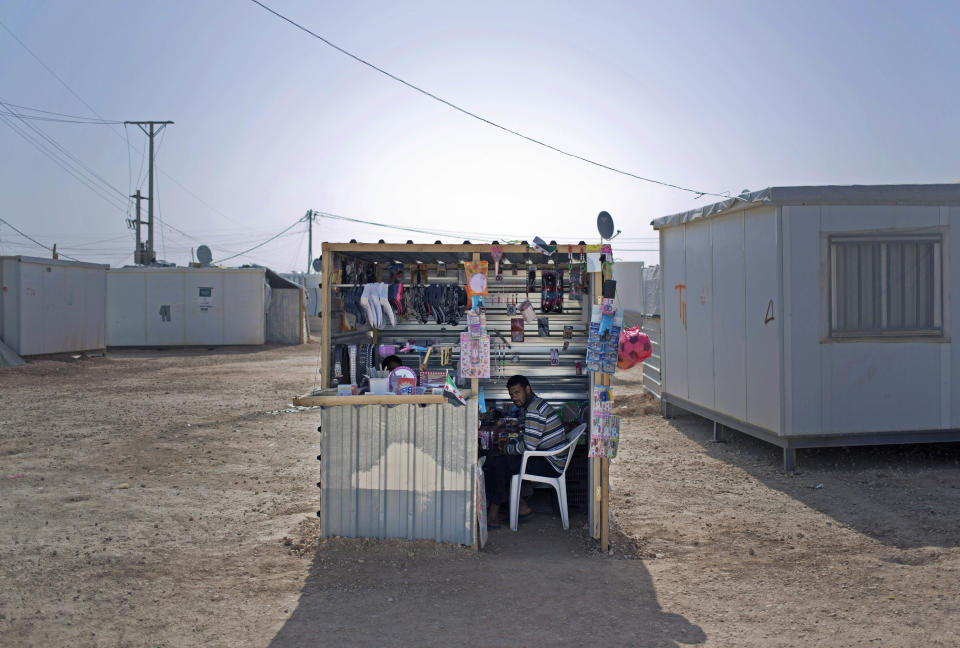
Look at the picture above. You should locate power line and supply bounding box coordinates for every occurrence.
[0,101,123,122]
[0,19,246,230]
[248,0,731,199]
[0,111,128,213]
[212,215,309,264]
[0,98,128,200]
[0,217,81,261]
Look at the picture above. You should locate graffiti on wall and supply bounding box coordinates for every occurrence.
[674,284,687,331]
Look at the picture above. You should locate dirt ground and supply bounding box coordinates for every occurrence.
[0,344,958,647]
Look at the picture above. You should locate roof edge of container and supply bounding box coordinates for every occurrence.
[651,183,960,230]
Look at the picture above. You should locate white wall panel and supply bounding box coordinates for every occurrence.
[107,272,145,346]
[685,222,715,407]
[146,272,185,345]
[826,343,941,432]
[184,271,223,345]
[819,205,942,231]
[949,207,959,428]
[711,212,747,420]
[782,206,823,435]
[224,271,265,344]
[109,267,265,346]
[744,208,781,433]
[661,226,687,398]
[0,257,107,355]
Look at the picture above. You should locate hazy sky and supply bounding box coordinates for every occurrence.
[1,0,957,271]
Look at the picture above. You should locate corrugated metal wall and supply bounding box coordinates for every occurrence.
[320,401,477,545]
[266,288,301,344]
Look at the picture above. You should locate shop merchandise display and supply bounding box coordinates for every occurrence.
[589,385,620,458]
[587,304,622,375]
[459,331,491,379]
[617,326,653,370]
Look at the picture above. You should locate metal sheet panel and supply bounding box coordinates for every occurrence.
[661,226,687,398]
[320,401,477,545]
[744,208,781,433]
[266,288,301,344]
[684,222,714,407]
[1,257,107,355]
[782,206,823,436]
[223,269,266,344]
[146,271,185,345]
[0,259,21,351]
[184,271,224,344]
[711,213,747,421]
[106,271,146,346]
[108,267,266,346]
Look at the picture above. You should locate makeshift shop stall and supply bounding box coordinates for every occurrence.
[295,241,626,549]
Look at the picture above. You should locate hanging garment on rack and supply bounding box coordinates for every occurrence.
[376,283,396,326]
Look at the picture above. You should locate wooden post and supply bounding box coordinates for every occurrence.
[600,372,611,554]
[590,267,603,542]
[299,285,307,344]
[320,243,333,389]
[470,252,480,398]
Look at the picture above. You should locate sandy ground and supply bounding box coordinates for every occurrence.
[0,343,958,647]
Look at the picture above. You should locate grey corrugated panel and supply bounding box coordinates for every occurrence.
[652,184,960,229]
[320,401,476,545]
[265,288,301,344]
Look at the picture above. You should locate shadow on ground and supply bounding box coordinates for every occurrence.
[268,512,705,648]
[669,412,960,550]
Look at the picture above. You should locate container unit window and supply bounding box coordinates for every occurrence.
[828,233,944,339]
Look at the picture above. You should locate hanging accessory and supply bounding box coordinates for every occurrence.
[491,245,504,281]
[538,317,550,337]
[532,236,554,256]
[510,316,525,343]
[550,348,560,366]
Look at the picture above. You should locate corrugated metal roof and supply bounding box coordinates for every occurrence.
[320,401,477,545]
[652,184,960,229]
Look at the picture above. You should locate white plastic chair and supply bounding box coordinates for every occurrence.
[509,423,587,531]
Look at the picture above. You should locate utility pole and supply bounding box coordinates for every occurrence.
[306,209,315,274]
[125,120,173,264]
[128,190,147,264]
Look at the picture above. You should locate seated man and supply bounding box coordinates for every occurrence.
[483,375,566,528]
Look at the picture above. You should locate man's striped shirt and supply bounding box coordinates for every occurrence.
[507,395,567,473]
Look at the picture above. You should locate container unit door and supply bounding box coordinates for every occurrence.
[185,272,224,345]
[146,272,185,345]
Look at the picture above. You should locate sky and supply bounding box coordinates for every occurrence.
[1,0,957,271]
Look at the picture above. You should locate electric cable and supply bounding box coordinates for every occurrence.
[0,217,81,261]
[0,112,128,213]
[0,19,247,229]
[248,0,731,199]
[212,215,309,264]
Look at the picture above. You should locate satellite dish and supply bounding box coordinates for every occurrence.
[597,211,615,240]
[196,245,213,265]
[312,257,322,272]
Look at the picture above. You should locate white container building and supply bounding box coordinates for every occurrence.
[652,185,960,469]
[0,256,108,356]
[107,266,267,346]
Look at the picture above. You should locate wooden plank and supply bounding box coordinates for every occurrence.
[293,390,475,407]
[324,243,611,255]
[320,243,333,389]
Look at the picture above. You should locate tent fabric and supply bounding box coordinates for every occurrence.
[651,184,960,229]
